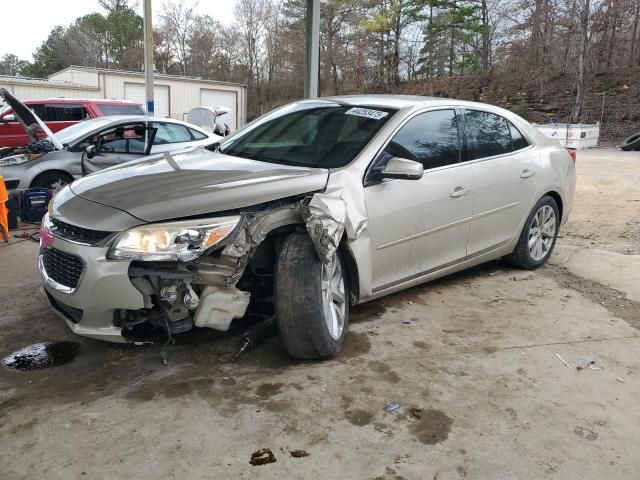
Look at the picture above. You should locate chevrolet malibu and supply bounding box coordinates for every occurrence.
[40,96,576,359]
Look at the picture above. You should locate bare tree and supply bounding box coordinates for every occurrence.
[159,0,198,75]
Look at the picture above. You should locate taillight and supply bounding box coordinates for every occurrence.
[567,148,577,163]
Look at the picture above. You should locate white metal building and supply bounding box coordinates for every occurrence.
[0,66,247,130]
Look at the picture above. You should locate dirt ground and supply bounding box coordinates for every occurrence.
[1,149,639,480]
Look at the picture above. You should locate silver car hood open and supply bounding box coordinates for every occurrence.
[0,88,63,150]
[68,148,330,222]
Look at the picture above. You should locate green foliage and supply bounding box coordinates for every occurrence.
[19,0,142,78]
[0,54,29,76]
[417,0,488,76]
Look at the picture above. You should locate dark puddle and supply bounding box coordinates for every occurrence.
[250,448,277,466]
[290,449,310,458]
[351,300,387,322]
[2,341,79,372]
[408,408,453,445]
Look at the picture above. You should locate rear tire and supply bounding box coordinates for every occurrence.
[507,195,560,270]
[275,234,349,359]
[31,171,73,191]
[621,132,640,151]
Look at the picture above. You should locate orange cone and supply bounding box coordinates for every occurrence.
[0,176,9,243]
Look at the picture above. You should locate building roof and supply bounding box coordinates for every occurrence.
[50,66,247,88]
[0,74,97,90]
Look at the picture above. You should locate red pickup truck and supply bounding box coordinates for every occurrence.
[0,98,144,147]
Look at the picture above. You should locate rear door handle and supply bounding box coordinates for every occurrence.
[520,169,536,179]
[450,186,471,198]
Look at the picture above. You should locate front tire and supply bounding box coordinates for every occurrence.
[507,195,560,269]
[31,171,73,191]
[275,234,349,359]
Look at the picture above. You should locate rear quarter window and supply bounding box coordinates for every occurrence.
[509,122,530,151]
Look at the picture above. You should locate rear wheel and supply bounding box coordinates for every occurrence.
[31,171,73,192]
[507,195,559,269]
[621,132,640,151]
[275,234,349,359]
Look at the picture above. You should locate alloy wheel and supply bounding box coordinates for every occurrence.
[321,255,346,341]
[528,205,557,262]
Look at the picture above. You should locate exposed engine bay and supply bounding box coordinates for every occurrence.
[112,194,351,344]
[0,139,55,159]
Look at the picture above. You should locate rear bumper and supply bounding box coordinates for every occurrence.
[39,236,145,343]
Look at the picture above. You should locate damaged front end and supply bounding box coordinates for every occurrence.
[112,190,357,343]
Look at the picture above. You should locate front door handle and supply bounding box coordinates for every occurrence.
[520,169,536,179]
[450,186,471,198]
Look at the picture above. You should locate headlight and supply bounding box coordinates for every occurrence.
[0,153,43,167]
[107,216,241,261]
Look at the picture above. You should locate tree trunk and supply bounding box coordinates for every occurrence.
[449,1,456,76]
[607,5,618,69]
[481,0,489,71]
[573,0,591,122]
[630,0,640,65]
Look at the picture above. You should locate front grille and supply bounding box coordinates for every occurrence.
[51,218,113,245]
[42,248,84,289]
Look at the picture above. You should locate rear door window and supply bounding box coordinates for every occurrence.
[381,109,460,170]
[465,110,512,159]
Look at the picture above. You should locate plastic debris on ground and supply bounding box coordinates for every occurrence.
[554,352,570,368]
[383,402,402,413]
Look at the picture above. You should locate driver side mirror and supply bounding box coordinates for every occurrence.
[381,157,424,180]
[1,114,15,123]
[85,144,96,159]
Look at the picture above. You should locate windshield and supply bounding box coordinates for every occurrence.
[54,117,117,146]
[219,102,397,168]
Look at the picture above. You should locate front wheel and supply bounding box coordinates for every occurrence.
[275,234,349,359]
[31,171,73,192]
[507,195,560,269]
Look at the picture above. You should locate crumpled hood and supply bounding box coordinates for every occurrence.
[0,88,63,149]
[69,148,329,222]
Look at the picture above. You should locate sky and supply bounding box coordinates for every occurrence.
[0,0,236,62]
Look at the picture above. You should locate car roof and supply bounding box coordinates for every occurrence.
[319,94,507,110]
[82,115,203,127]
[24,98,141,105]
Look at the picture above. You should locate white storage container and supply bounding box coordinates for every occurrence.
[535,123,600,149]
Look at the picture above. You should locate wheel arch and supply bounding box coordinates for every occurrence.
[543,190,564,222]
[30,169,74,188]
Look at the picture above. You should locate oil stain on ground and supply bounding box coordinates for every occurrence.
[2,341,79,372]
[255,382,284,399]
[350,300,387,322]
[408,409,453,445]
[346,409,375,426]
[368,360,401,383]
[289,449,310,458]
[338,331,371,360]
[250,448,277,466]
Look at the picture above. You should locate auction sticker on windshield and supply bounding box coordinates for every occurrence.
[345,107,389,120]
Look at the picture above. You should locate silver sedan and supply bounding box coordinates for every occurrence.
[40,96,576,359]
